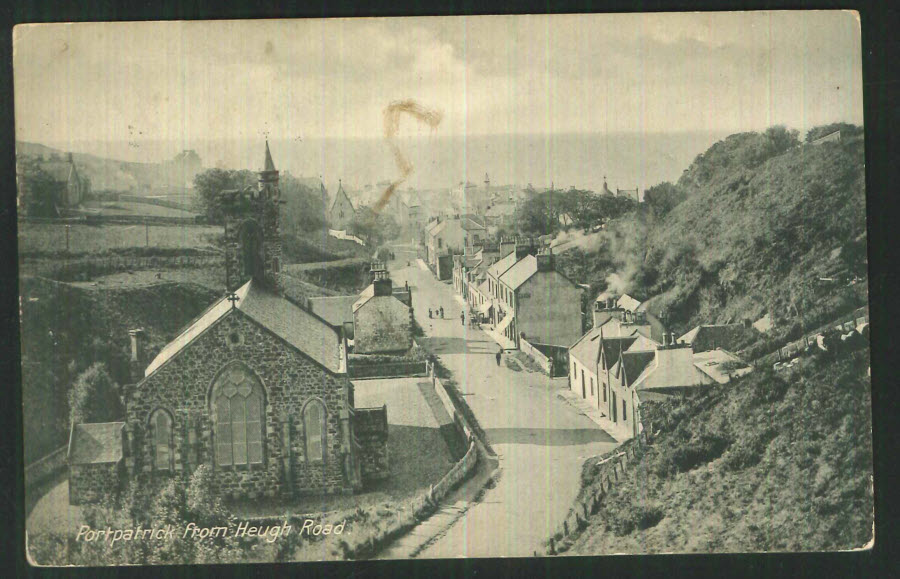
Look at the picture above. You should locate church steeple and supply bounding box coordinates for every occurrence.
[222,141,283,293]
[263,140,276,172]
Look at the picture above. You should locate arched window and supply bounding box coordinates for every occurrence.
[212,364,264,468]
[303,400,327,464]
[150,409,174,472]
[239,220,265,281]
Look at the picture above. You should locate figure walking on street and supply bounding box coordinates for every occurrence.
[440,306,444,319]
[460,310,465,326]
[496,347,503,366]
[428,308,433,319]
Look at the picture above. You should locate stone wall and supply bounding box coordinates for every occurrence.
[69,462,122,505]
[355,406,389,483]
[126,309,355,499]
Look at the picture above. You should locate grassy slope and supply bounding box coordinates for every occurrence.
[563,350,872,553]
[20,276,220,462]
[644,132,867,333]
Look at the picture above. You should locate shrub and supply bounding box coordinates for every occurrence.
[610,502,665,536]
[68,362,124,426]
[670,433,730,473]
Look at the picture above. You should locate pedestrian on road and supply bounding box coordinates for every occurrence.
[428,308,433,319]
[496,347,503,366]
[460,310,465,326]
[440,306,444,318]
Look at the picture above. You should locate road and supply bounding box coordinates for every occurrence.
[386,248,618,558]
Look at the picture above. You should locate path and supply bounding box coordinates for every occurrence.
[385,247,618,558]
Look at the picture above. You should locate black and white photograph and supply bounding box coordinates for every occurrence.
[15,12,872,565]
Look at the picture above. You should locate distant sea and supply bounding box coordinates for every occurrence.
[41,131,731,194]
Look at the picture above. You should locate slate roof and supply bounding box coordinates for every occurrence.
[461,215,486,231]
[68,422,124,465]
[600,336,640,370]
[692,349,754,384]
[308,295,358,327]
[630,347,713,391]
[499,254,539,290]
[619,351,656,385]
[569,327,605,369]
[617,294,643,312]
[679,324,758,352]
[596,316,653,339]
[144,279,345,376]
[487,251,520,279]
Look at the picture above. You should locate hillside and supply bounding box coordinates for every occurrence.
[558,347,872,553]
[16,140,201,193]
[555,124,868,353]
[19,277,220,462]
[644,126,867,332]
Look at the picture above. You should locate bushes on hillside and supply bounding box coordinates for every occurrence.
[68,362,124,426]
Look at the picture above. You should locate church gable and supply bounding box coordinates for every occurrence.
[128,308,353,496]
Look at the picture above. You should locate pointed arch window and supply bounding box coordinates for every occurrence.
[303,400,327,464]
[212,364,265,468]
[149,409,174,472]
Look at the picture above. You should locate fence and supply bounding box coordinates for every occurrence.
[427,438,477,505]
[519,337,552,374]
[348,361,428,379]
[543,437,644,555]
[764,305,870,365]
[328,229,366,246]
[25,445,68,489]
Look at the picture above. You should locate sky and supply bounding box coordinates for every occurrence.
[13,12,863,159]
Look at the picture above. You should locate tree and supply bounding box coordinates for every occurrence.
[348,207,400,246]
[279,173,326,235]
[68,362,124,426]
[643,182,687,219]
[193,168,256,223]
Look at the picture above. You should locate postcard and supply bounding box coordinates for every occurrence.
[16,12,871,565]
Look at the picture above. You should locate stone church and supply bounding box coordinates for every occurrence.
[68,143,389,504]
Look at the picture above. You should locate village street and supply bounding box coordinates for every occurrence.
[385,247,618,558]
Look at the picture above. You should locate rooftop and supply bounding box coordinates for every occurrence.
[68,422,125,465]
[144,279,345,376]
[308,295,358,327]
[499,254,539,290]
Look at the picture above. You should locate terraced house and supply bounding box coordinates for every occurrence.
[485,247,583,350]
[67,144,389,504]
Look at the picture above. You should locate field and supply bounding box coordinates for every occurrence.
[18,222,221,256]
[83,201,199,218]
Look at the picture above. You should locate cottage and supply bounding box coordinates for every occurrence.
[352,264,413,354]
[68,422,126,505]
[69,144,388,504]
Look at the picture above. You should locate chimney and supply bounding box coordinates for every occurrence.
[536,249,554,272]
[129,328,146,382]
[635,311,647,325]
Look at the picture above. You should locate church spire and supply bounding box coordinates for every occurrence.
[263,139,276,173]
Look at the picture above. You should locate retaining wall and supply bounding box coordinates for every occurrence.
[24,445,68,489]
[519,337,552,374]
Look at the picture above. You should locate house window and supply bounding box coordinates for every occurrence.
[213,364,264,468]
[438,238,443,249]
[303,400,327,464]
[623,399,627,421]
[581,369,586,398]
[603,382,607,402]
[150,409,174,472]
[340,210,344,218]
[590,377,594,396]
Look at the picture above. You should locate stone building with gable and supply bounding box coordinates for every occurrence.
[68,143,388,504]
